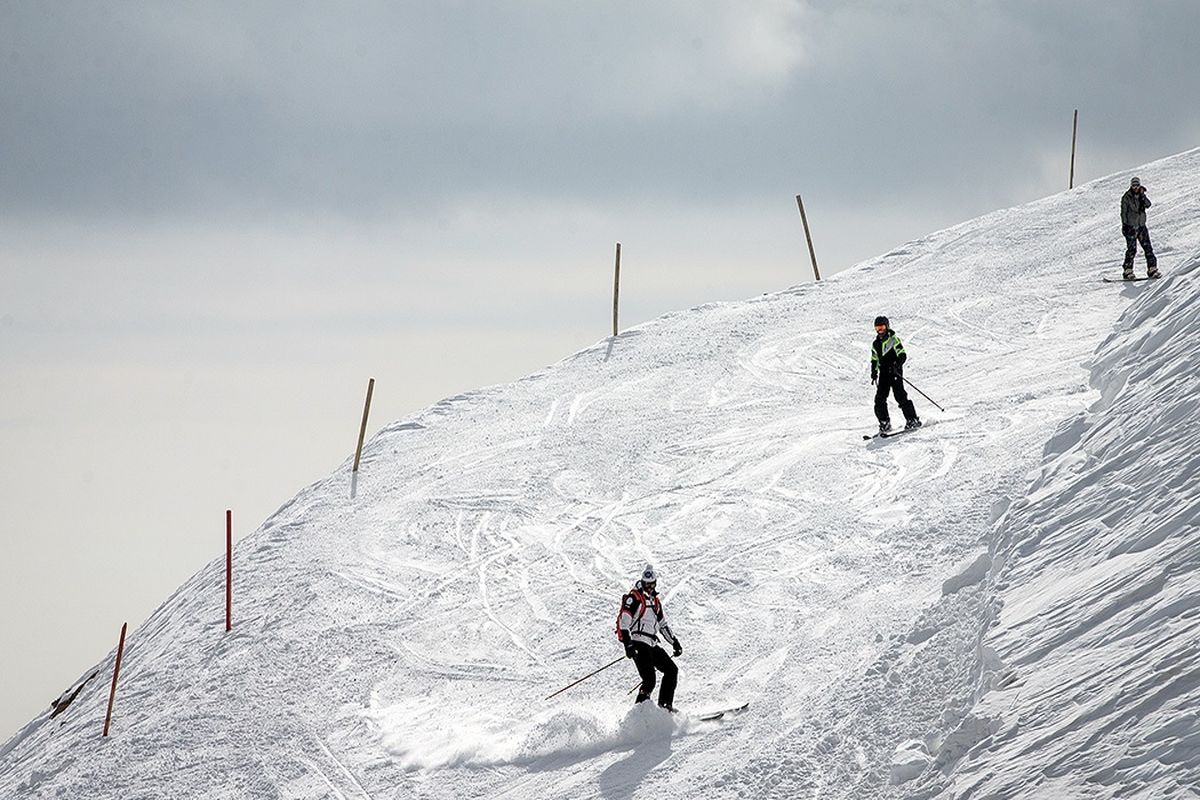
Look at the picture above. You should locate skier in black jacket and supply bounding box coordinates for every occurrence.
[871,316,921,433]
[1121,177,1160,280]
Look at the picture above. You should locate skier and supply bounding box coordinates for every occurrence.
[871,316,921,433]
[615,565,682,711]
[1121,177,1161,280]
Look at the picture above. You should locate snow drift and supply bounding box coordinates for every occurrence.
[3,149,1199,800]
[916,250,1200,799]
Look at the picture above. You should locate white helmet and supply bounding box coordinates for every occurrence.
[641,565,658,585]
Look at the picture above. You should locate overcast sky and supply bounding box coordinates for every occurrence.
[2,0,1198,740]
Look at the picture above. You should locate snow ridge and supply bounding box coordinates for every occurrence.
[919,251,1200,799]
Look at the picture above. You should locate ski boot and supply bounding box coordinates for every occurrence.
[905,417,923,430]
[1123,268,1136,280]
[879,420,892,434]
[1148,268,1162,279]
[658,703,678,713]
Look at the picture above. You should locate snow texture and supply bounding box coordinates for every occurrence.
[3,149,1199,799]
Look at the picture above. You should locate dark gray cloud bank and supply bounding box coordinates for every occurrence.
[3,1,1197,223]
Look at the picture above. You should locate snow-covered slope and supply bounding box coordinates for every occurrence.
[916,250,1200,799]
[3,150,1199,800]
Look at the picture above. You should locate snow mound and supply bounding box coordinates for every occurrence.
[890,739,932,784]
[921,251,1200,797]
[371,700,701,771]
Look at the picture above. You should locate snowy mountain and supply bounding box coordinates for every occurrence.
[3,149,1199,800]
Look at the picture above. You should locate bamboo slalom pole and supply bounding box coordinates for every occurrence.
[225,510,232,632]
[1069,109,1078,189]
[795,195,821,281]
[102,622,128,737]
[612,243,622,337]
[353,378,375,474]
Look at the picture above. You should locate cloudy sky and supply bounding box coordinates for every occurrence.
[2,0,1197,738]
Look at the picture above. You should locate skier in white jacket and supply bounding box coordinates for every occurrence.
[615,565,683,711]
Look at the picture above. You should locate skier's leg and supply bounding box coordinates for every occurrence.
[874,380,891,424]
[633,647,657,703]
[892,379,918,422]
[1139,226,1158,271]
[650,647,678,709]
[1123,226,1138,271]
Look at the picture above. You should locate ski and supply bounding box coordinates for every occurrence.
[863,426,922,441]
[693,701,749,721]
[1102,277,1152,282]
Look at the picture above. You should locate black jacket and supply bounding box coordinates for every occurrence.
[871,329,908,382]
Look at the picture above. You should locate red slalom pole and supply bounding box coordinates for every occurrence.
[102,622,127,737]
[225,510,232,632]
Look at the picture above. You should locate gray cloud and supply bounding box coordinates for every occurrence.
[3,1,1196,221]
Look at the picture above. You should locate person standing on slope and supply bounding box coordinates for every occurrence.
[871,316,921,433]
[1122,177,1161,280]
[616,566,682,711]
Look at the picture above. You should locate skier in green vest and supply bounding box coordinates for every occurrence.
[871,316,921,434]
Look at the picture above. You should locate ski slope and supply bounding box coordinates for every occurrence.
[3,149,1199,799]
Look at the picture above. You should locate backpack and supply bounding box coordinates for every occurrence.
[614,587,661,638]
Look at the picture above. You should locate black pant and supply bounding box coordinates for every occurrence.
[1123,225,1157,270]
[631,644,677,708]
[875,374,917,424]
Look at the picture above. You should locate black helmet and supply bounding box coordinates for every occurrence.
[874,315,889,328]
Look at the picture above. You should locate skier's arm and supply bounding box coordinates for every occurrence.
[616,596,636,636]
[660,620,683,656]
[617,594,638,656]
[894,337,907,370]
[870,348,879,382]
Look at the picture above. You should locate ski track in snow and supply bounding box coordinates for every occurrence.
[3,150,1200,799]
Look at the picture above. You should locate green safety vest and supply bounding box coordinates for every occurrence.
[871,333,905,366]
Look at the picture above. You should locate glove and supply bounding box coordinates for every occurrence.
[619,630,635,659]
[672,640,683,657]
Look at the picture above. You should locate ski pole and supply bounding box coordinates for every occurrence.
[903,377,945,412]
[545,657,624,701]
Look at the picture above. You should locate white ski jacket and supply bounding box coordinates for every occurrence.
[616,581,678,648]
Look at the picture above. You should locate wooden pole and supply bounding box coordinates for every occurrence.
[352,378,375,474]
[612,242,621,337]
[102,622,127,737]
[1069,109,1078,189]
[795,194,821,281]
[225,510,232,632]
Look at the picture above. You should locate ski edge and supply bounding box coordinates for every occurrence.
[694,701,750,721]
[864,425,924,440]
